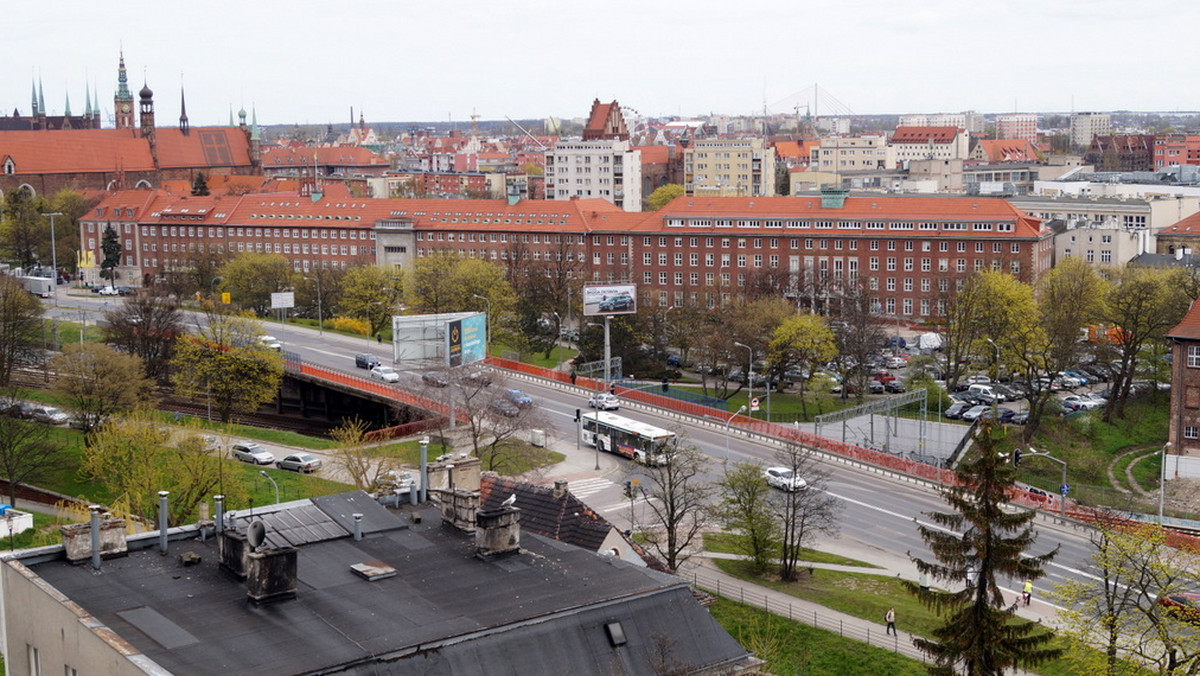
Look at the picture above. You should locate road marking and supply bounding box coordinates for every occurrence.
[562,477,614,499]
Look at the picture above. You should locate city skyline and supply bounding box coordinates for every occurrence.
[6,0,1199,129]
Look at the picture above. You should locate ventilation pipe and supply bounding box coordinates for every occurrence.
[89,505,102,571]
[214,495,225,533]
[158,491,169,554]
[353,513,363,541]
[419,436,429,503]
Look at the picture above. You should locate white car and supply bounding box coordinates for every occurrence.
[588,393,620,410]
[31,406,69,425]
[764,466,807,492]
[371,365,400,383]
[98,286,120,296]
[258,335,282,351]
[231,443,275,465]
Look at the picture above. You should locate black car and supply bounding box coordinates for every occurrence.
[884,381,906,393]
[487,399,520,418]
[945,402,970,419]
[355,353,381,369]
[422,372,449,388]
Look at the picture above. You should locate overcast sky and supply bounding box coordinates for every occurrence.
[7,0,1197,129]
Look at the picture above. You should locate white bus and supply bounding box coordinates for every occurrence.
[581,411,675,465]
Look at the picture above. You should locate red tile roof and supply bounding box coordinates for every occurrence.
[1168,299,1200,340]
[153,127,254,169]
[891,126,962,144]
[635,145,670,165]
[261,145,386,168]
[973,139,1040,163]
[0,129,156,173]
[1159,211,1200,237]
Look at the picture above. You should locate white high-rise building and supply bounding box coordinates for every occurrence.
[544,140,642,211]
[1070,112,1111,151]
[996,113,1038,143]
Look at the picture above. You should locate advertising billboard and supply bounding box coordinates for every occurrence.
[582,283,637,316]
[446,312,487,367]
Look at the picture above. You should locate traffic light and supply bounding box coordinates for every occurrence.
[574,408,581,422]
[623,480,632,498]
[1011,448,1022,467]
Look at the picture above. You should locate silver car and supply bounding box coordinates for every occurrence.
[232,443,275,465]
[276,453,322,473]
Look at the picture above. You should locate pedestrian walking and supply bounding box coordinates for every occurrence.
[570,370,577,385]
[1023,579,1033,605]
[885,607,896,636]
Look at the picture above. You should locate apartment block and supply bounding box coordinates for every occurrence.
[543,140,642,212]
[1070,112,1111,151]
[995,114,1038,143]
[683,138,777,197]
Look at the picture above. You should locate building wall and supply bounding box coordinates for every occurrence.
[996,114,1038,143]
[811,136,894,173]
[544,140,642,211]
[1170,339,1200,456]
[1055,223,1146,266]
[1070,112,1111,150]
[2,561,147,676]
[683,139,777,198]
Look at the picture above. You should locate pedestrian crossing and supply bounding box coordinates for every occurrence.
[558,477,614,500]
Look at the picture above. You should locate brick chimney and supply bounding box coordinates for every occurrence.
[475,506,520,559]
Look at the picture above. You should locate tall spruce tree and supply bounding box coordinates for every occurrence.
[100,223,121,286]
[907,421,1060,675]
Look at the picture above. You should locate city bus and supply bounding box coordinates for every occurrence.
[581,411,675,465]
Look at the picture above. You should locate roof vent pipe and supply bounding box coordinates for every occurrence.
[353,513,363,541]
[158,491,169,555]
[89,505,102,571]
[419,436,430,503]
[214,495,225,533]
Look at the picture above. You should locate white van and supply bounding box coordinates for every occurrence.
[967,384,997,402]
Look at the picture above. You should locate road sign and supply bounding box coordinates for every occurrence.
[750,397,760,412]
[1060,483,1070,496]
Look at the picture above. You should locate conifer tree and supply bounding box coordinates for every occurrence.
[907,422,1060,675]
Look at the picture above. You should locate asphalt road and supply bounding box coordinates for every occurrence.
[45,291,1102,601]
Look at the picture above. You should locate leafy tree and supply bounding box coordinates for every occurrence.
[191,172,210,196]
[717,461,778,574]
[0,397,67,506]
[645,184,685,212]
[81,411,227,525]
[170,310,284,423]
[50,343,154,440]
[0,276,43,388]
[339,264,403,338]
[767,314,836,418]
[637,441,713,572]
[101,290,184,382]
[405,252,515,319]
[100,223,122,286]
[1053,520,1200,675]
[774,442,841,582]
[907,422,1061,675]
[217,252,295,316]
[1,187,43,270]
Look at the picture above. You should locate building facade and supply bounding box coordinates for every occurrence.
[1069,112,1112,151]
[543,140,642,211]
[995,114,1038,144]
[890,127,971,163]
[683,138,778,198]
[811,135,894,174]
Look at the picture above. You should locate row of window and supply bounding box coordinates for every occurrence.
[599,234,1024,255]
[417,232,580,244]
[663,218,1015,232]
[84,222,378,242]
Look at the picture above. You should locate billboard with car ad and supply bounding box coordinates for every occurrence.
[582,283,637,316]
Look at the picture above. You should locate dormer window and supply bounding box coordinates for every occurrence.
[2,158,14,174]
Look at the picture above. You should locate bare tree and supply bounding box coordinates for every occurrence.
[0,276,44,388]
[51,343,154,441]
[638,441,713,572]
[0,396,68,506]
[774,442,841,581]
[102,290,184,383]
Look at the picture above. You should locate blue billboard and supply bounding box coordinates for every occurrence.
[446,312,487,367]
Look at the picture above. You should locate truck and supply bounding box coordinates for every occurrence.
[17,276,54,298]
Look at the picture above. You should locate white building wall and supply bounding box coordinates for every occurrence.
[545,140,642,212]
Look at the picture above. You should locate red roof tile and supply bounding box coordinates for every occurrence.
[635,145,670,165]
[1160,211,1200,236]
[1169,299,1200,340]
[892,126,963,144]
[0,129,156,173]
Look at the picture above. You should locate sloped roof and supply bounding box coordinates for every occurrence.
[479,474,612,553]
[1169,299,1200,340]
[262,145,386,168]
[635,145,670,165]
[1158,211,1200,237]
[0,128,155,173]
[153,127,254,169]
[774,140,815,161]
[892,126,962,144]
[973,139,1039,163]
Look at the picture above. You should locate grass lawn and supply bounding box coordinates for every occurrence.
[161,414,341,450]
[703,532,880,568]
[709,597,928,675]
[492,342,577,370]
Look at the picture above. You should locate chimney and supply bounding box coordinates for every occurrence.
[553,480,568,499]
[245,546,298,604]
[61,509,127,565]
[475,506,521,559]
[353,513,363,541]
[214,495,226,533]
[158,491,169,554]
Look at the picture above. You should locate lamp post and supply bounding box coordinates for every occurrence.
[41,212,62,306]
[724,405,747,459]
[1160,442,1172,523]
[258,470,280,505]
[472,293,491,355]
[304,275,323,335]
[985,338,1000,415]
[734,341,753,417]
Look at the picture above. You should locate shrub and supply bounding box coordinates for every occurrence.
[331,316,369,335]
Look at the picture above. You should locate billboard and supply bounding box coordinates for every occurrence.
[446,312,487,367]
[582,283,637,316]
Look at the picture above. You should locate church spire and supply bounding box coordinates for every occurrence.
[37,79,45,116]
[179,83,189,135]
[30,79,38,116]
[84,82,92,116]
[116,50,132,100]
[64,92,72,117]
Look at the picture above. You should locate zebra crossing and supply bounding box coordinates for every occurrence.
[557,477,614,500]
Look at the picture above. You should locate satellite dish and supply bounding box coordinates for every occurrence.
[247,520,267,549]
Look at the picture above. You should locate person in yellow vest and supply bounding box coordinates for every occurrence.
[1023,579,1033,605]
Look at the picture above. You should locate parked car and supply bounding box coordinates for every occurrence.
[960,405,990,422]
[944,402,970,419]
[503,389,534,408]
[97,286,121,296]
[276,453,322,473]
[487,399,521,418]
[886,357,907,370]
[1011,410,1031,425]
[980,407,1017,423]
[420,371,448,387]
[355,353,381,369]
[31,406,69,425]
[884,381,906,394]
[3,401,35,419]
[964,374,992,387]
[1160,592,1200,624]
[764,466,807,492]
[371,366,401,383]
[871,369,896,383]
[588,392,620,410]
[1062,394,1102,411]
[232,443,275,465]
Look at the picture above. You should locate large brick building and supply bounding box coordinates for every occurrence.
[81,186,1051,319]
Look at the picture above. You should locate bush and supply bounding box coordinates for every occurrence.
[331,316,369,335]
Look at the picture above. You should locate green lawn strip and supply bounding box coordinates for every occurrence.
[708,597,928,676]
[162,415,340,450]
[703,532,880,568]
[491,343,578,370]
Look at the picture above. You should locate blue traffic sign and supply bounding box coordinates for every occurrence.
[1060,484,1070,496]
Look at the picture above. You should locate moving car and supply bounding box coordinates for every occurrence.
[588,393,620,410]
[31,406,69,425]
[421,371,448,387]
[276,453,322,473]
[355,353,381,369]
[764,466,807,492]
[98,286,120,296]
[231,443,275,465]
[1160,592,1200,624]
[371,366,401,383]
[463,369,493,387]
[258,335,282,351]
[503,389,534,408]
[487,399,520,418]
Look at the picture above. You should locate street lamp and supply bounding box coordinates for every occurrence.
[259,470,280,505]
[724,405,748,459]
[304,275,323,335]
[472,294,491,354]
[1160,442,1172,523]
[985,338,1000,415]
[734,341,753,417]
[41,212,62,306]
